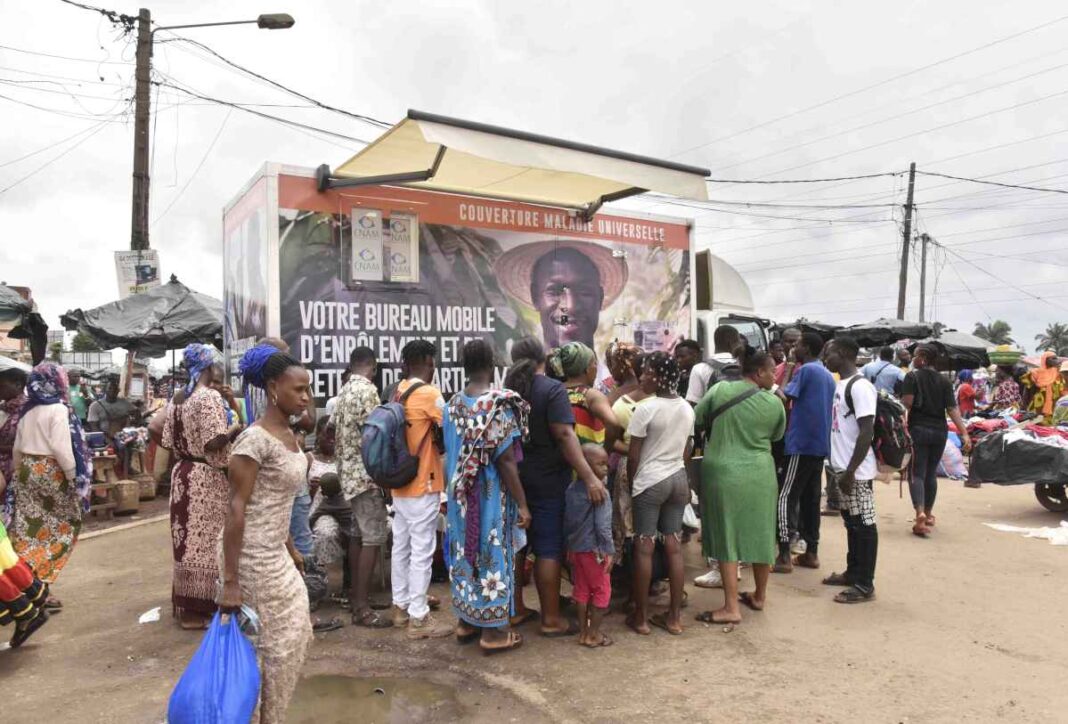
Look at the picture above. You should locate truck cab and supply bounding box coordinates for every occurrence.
[693,250,769,352]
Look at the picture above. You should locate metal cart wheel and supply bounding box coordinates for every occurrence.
[1034,484,1068,513]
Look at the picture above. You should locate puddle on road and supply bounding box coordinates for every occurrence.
[287,675,464,723]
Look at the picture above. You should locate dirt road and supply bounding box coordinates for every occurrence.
[2,480,1066,723]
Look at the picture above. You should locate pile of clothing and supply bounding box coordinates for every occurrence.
[970,426,1068,486]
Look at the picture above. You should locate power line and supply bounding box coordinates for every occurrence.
[0,43,130,65]
[917,170,1068,195]
[709,58,1068,175]
[151,107,232,226]
[154,79,371,144]
[55,0,136,30]
[703,172,901,184]
[0,121,110,194]
[667,12,1068,158]
[160,35,392,129]
[0,121,107,167]
[935,242,1068,313]
[0,90,131,121]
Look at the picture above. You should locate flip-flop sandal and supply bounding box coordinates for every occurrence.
[738,593,764,612]
[43,597,62,611]
[480,631,523,654]
[821,572,852,587]
[581,632,614,648]
[540,620,580,638]
[649,612,683,635]
[695,611,741,625]
[427,594,442,611]
[625,615,651,636]
[313,617,344,633]
[509,609,540,627]
[793,555,820,569]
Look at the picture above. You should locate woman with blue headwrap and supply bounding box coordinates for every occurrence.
[10,362,92,609]
[162,343,243,630]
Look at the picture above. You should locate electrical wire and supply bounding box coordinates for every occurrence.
[0,90,131,121]
[151,107,232,226]
[0,43,130,65]
[159,35,392,129]
[0,121,110,194]
[0,121,107,167]
[702,172,901,184]
[667,12,1068,158]
[935,243,1068,313]
[917,171,1068,195]
[154,78,371,144]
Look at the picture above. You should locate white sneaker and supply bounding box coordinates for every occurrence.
[791,538,807,556]
[694,568,723,588]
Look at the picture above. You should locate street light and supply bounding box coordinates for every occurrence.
[129,10,295,252]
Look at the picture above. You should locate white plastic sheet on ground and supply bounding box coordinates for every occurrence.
[984,520,1068,546]
[138,606,161,624]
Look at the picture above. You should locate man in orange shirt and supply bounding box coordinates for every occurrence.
[391,340,452,639]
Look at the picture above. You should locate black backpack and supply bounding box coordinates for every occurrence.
[844,376,913,471]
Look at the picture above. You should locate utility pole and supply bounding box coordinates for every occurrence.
[918,232,929,322]
[130,8,152,251]
[896,161,916,319]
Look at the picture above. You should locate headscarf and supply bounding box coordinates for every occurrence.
[21,363,93,512]
[183,343,219,394]
[958,370,973,384]
[1030,351,1061,416]
[644,351,680,395]
[547,342,595,380]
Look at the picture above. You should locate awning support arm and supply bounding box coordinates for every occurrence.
[578,187,647,222]
[316,145,449,192]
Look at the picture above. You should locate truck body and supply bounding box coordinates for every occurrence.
[223,164,704,403]
[693,250,769,353]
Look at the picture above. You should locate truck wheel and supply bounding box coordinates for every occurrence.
[1034,484,1068,513]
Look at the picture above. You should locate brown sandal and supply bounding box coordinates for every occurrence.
[352,608,393,629]
[912,514,930,537]
[480,631,523,654]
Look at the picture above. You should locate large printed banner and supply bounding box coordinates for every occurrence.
[278,177,691,403]
[223,177,270,389]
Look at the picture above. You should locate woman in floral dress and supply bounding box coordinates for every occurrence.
[11,363,92,598]
[163,345,243,630]
[444,339,531,653]
[220,344,313,724]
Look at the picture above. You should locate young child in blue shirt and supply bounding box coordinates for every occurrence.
[564,444,615,648]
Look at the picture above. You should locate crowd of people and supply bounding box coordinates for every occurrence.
[2,327,1065,723]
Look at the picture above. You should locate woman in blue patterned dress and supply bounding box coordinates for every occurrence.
[444,339,531,653]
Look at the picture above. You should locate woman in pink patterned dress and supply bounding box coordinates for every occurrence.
[220,344,314,724]
[163,345,242,630]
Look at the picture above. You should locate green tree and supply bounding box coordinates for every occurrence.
[973,320,1014,345]
[71,331,102,352]
[48,342,63,361]
[1035,322,1068,355]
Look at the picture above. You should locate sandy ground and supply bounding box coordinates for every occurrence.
[3,479,1067,723]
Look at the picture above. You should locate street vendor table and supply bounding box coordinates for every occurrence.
[91,453,119,519]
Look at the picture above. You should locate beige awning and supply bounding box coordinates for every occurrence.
[318,110,710,217]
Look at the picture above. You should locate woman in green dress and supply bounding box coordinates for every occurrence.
[694,344,785,625]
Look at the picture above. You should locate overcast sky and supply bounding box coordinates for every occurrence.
[2,0,1066,353]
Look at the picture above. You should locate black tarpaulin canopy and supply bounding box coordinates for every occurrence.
[910,330,993,371]
[772,320,843,342]
[60,275,222,357]
[0,283,48,364]
[835,318,933,347]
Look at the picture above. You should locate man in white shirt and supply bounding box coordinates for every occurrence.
[823,337,878,604]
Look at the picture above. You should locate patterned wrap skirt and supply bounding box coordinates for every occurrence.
[11,455,81,584]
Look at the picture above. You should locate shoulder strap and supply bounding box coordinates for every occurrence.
[395,381,426,404]
[706,386,760,427]
[844,375,859,417]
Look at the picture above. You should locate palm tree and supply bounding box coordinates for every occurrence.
[1035,322,1068,355]
[973,320,1015,345]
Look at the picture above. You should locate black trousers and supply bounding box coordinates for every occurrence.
[840,479,878,594]
[777,454,825,551]
[909,424,947,510]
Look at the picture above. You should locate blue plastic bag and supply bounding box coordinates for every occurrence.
[167,611,261,724]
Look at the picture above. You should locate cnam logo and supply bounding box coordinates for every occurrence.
[359,248,377,262]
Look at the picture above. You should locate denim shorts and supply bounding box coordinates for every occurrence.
[632,468,690,538]
[527,495,566,561]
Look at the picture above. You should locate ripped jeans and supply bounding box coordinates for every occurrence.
[632,468,689,539]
